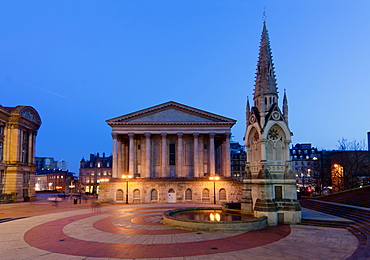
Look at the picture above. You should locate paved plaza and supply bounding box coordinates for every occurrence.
[0,200,358,260]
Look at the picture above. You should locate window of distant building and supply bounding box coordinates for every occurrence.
[169,143,176,165]
[150,189,158,201]
[185,189,192,201]
[97,162,101,168]
[202,189,210,203]
[116,189,124,201]
[23,172,30,184]
[219,189,227,201]
[133,189,141,203]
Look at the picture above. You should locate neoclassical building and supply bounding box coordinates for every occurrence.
[0,105,41,202]
[99,102,241,204]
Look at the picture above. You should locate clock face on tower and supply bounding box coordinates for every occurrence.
[268,127,280,140]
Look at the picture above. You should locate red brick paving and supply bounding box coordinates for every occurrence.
[24,206,291,258]
[94,210,191,235]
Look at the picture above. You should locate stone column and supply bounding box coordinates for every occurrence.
[145,133,151,178]
[209,132,215,176]
[193,132,199,177]
[117,138,123,177]
[32,132,37,164]
[261,140,266,161]
[224,132,231,177]
[27,132,33,164]
[128,133,135,176]
[177,132,183,177]
[161,132,167,177]
[112,133,118,178]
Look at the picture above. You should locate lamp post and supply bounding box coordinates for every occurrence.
[122,174,133,204]
[209,176,220,204]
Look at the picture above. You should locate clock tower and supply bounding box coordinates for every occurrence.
[243,21,301,225]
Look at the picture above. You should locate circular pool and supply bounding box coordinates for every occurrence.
[163,207,267,232]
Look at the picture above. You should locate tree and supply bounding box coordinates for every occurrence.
[331,138,370,192]
[337,138,366,151]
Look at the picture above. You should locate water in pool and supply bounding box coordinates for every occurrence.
[171,209,255,222]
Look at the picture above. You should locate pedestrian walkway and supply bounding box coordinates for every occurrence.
[0,201,358,259]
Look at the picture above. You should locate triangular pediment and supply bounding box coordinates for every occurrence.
[266,104,284,122]
[107,101,236,125]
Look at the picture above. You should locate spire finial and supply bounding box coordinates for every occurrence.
[263,8,267,23]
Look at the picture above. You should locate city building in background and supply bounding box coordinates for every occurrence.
[35,157,68,173]
[330,151,370,193]
[0,105,41,202]
[230,141,246,181]
[35,170,77,194]
[290,143,321,195]
[79,153,112,194]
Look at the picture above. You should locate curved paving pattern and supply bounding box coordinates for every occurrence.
[0,203,359,259]
[24,207,290,258]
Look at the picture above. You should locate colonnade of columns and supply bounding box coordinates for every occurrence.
[111,132,232,179]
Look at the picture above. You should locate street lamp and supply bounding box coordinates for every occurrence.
[209,176,220,204]
[122,174,133,204]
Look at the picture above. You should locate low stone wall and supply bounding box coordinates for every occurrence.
[162,207,267,232]
[98,177,242,204]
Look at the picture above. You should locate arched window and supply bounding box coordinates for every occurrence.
[133,189,141,203]
[202,188,210,202]
[185,189,192,201]
[219,189,227,201]
[150,189,158,201]
[116,189,124,201]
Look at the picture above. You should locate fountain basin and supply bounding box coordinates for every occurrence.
[163,207,267,232]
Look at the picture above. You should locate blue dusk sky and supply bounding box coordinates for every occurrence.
[2,1,370,173]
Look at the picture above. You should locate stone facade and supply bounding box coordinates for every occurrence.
[99,178,242,204]
[99,101,237,204]
[106,101,236,179]
[0,105,41,202]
